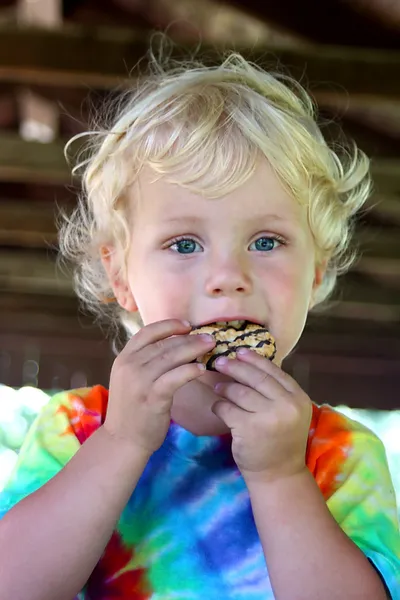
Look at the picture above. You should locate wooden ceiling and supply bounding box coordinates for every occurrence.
[0,0,399,406]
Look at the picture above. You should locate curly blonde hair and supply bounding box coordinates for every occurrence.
[57,35,372,352]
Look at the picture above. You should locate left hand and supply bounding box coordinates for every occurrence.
[212,348,313,484]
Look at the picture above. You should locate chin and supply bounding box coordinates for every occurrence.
[172,373,232,437]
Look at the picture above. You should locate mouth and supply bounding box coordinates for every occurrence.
[195,317,266,330]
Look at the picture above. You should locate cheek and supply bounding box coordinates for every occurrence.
[129,259,193,322]
[266,262,313,341]
[267,263,312,306]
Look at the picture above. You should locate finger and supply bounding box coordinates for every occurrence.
[150,363,208,412]
[215,381,268,413]
[236,349,296,393]
[115,318,215,381]
[125,319,192,354]
[215,358,287,401]
[141,332,215,375]
[212,399,244,428]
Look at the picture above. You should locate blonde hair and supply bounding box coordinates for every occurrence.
[57,35,372,352]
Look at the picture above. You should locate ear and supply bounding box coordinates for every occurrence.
[309,260,327,310]
[100,245,138,312]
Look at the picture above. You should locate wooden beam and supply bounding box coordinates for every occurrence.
[228,0,400,49]
[323,299,400,323]
[316,109,400,159]
[17,0,62,142]
[0,290,107,339]
[0,289,79,316]
[370,159,400,194]
[0,132,399,191]
[349,0,400,28]
[0,133,72,183]
[0,294,94,338]
[356,227,400,260]
[364,194,400,225]
[315,94,400,140]
[319,273,400,322]
[354,257,400,283]
[0,25,400,98]
[303,313,400,344]
[0,249,73,295]
[0,199,60,247]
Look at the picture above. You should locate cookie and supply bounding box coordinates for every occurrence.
[190,320,276,371]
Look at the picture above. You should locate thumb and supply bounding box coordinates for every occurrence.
[212,400,231,421]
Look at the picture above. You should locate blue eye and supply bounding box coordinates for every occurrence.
[168,235,284,255]
[249,236,282,252]
[170,238,202,254]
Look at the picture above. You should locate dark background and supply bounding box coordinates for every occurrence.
[0,0,399,410]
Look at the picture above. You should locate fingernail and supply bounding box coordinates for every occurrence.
[199,334,214,343]
[215,357,228,366]
[237,347,251,355]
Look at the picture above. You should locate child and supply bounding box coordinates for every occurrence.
[0,37,399,600]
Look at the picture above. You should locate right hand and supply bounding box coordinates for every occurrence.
[103,319,216,457]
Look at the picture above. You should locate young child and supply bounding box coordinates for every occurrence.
[0,38,399,600]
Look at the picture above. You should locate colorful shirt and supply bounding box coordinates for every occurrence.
[1,385,399,599]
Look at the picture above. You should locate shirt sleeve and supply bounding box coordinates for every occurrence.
[0,385,106,518]
[307,404,400,600]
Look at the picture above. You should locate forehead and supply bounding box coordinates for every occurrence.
[131,160,307,227]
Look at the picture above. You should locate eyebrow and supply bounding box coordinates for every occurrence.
[163,214,293,225]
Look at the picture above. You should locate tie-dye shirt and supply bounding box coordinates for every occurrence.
[1,385,399,599]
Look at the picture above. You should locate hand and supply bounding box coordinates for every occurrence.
[104,319,215,456]
[212,348,312,484]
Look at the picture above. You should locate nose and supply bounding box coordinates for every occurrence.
[204,256,252,297]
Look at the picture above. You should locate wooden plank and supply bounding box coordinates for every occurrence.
[17,0,61,142]
[0,199,60,247]
[0,330,113,389]
[0,291,105,338]
[354,259,400,292]
[365,194,400,224]
[0,25,400,98]
[0,133,72,183]
[319,300,400,323]
[0,290,79,316]
[0,132,399,191]
[356,227,400,260]
[320,273,400,322]
[370,159,400,194]
[229,0,400,49]
[0,249,73,295]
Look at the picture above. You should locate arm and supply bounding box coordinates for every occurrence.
[0,425,150,600]
[246,468,389,600]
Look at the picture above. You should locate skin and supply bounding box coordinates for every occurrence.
[100,158,388,599]
[102,157,325,437]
